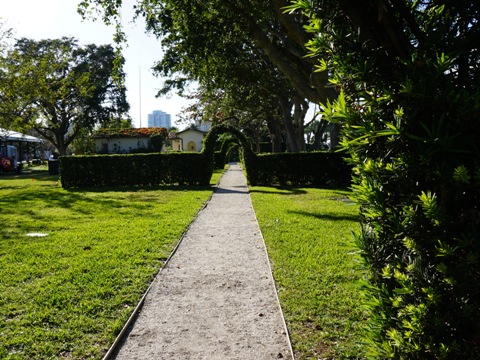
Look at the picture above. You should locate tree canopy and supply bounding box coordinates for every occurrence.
[79,0,338,152]
[79,0,334,103]
[0,37,129,155]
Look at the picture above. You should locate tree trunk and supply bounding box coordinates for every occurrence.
[55,133,69,156]
[278,96,298,152]
[329,123,340,151]
[266,114,282,153]
[293,97,308,152]
[243,11,335,105]
[311,119,328,150]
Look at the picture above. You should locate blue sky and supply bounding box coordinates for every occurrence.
[1,0,191,128]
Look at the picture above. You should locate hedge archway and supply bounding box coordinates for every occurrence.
[200,124,350,187]
[213,138,239,169]
[225,142,240,163]
[201,124,256,180]
[202,124,253,158]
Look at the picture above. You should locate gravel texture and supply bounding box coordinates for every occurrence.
[111,164,293,360]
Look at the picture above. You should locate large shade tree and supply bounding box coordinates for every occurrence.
[79,0,338,151]
[290,0,480,358]
[79,0,335,103]
[168,39,309,153]
[0,37,129,155]
[145,0,311,153]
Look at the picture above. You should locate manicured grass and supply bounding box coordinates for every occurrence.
[0,168,222,359]
[250,186,365,359]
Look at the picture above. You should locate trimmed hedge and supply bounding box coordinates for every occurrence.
[214,142,239,169]
[246,152,351,187]
[60,124,351,189]
[213,151,225,169]
[60,152,210,189]
[202,126,350,187]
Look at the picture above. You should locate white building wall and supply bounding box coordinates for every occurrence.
[173,129,206,152]
[94,137,150,154]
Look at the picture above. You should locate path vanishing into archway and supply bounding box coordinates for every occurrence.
[110,164,293,359]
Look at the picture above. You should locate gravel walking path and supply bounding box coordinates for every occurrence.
[111,164,293,359]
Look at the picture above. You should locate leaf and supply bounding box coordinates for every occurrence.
[452,165,470,184]
[417,191,442,226]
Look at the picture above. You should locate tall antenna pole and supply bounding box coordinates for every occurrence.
[139,65,142,128]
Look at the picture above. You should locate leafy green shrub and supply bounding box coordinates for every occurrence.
[213,151,224,169]
[213,137,232,169]
[60,153,210,188]
[149,133,166,152]
[225,142,239,163]
[61,124,247,189]
[290,2,480,358]
[247,152,351,187]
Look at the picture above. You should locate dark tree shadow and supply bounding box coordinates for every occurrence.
[288,209,360,222]
[248,187,308,195]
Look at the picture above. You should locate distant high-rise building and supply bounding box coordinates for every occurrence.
[148,110,171,129]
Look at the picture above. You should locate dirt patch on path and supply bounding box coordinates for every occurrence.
[112,164,293,360]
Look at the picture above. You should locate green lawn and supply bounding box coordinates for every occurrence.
[250,186,366,359]
[0,168,222,359]
[1,166,364,359]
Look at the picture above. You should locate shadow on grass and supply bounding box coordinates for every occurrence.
[66,184,214,194]
[1,181,215,217]
[288,209,360,222]
[249,187,308,195]
[249,185,351,196]
[0,171,59,183]
[0,186,118,210]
